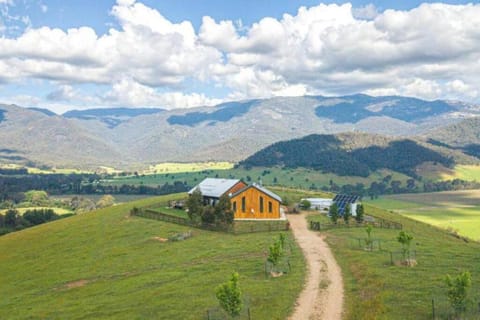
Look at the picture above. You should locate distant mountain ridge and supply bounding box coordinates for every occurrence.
[1,94,479,169]
[63,107,164,128]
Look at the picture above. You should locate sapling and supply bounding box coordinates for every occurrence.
[445,271,471,316]
[365,225,373,250]
[216,272,243,318]
[397,231,413,262]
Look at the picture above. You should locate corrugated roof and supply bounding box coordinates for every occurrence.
[231,183,282,203]
[188,178,241,198]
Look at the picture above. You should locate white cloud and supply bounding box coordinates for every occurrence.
[103,78,221,109]
[353,4,379,20]
[1,1,480,110]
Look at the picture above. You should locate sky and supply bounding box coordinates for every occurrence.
[0,0,479,114]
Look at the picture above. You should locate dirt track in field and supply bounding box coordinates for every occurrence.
[288,213,344,320]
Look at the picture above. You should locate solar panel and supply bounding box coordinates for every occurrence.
[332,194,360,215]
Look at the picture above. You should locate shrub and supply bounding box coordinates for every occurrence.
[445,271,471,315]
[216,272,243,318]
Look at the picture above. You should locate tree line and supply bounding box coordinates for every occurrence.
[0,208,71,236]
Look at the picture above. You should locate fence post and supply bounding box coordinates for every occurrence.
[431,298,435,320]
[390,252,394,265]
[248,307,251,320]
[206,310,210,320]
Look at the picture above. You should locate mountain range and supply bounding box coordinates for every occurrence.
[1,94,480,169]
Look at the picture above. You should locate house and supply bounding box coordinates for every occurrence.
[332,194,361,216]
[230,183,282,219]
[188,178,246,206]
[188,178,282,219]
[301,198,333,211]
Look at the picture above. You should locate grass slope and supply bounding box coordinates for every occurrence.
[368,190,480,240]
[309,204,480,319]
[0,195,305,320]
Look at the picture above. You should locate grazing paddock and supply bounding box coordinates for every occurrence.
[367,190,480,241]
[0,195,305,320]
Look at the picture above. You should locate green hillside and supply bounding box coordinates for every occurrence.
[0,195,305,319]
[238,133,471,178]
[308,204,480,319]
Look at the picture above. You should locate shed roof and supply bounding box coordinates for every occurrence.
[188,178,241,198]
[231,183,282,203]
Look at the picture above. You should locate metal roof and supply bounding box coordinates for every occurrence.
[188,178,241,198]
[231,183,282,203]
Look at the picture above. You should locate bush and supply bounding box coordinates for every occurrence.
[216,272,243,318]
[445,271,471,315]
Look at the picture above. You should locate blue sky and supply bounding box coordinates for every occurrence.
[0,0,479,113]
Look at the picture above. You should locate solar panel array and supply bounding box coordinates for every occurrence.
[333,194,360,215]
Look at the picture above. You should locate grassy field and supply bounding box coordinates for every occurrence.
[417,163,480,182]
[367,190,480,241]
[142,162,234,175]
[103,166,410,191]
[0,194,305,320]
[305,204,480,319]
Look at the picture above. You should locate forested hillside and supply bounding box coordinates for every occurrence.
[239,133,455,178]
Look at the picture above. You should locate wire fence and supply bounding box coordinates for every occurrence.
[309,218,402,231]
[430,288,480,319]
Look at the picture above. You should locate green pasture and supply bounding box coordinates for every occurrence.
[0,194,305,320]
[367,190,480,240]
[103,166,410,191]
[306,204,480,319]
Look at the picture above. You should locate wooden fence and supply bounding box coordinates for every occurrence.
[132,208,289,234]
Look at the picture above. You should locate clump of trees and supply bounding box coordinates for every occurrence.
[186,190,234,227]
[0,208,67,236]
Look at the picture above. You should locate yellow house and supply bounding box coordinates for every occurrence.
[230,183,282,219]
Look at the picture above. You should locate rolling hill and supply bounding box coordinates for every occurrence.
[1,94,479,169]
[238,133,478,178]
[0,195,305,319]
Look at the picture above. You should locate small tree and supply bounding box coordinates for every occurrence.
[343,204,351,224]
[216,272,243,318]
[214,194,234,226]
[355,204,365,223]
[329,203,339,224]
[365,225,373,250]
[397,231,413,261]
[445,271,471,315]
[299,199,311,210]
[268,239,283,268]
[186,189,203,221]
[96,194,115,208]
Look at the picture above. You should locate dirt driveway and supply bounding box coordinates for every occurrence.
[288,213,344,320]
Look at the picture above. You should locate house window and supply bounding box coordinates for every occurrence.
[268,201,273,213]
[259,196,264,213]
[232,201,237,212]
[242,197,246,212]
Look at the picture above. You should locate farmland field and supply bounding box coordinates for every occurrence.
[417,163,480,182]
[103,166,410,191]
[367,189,480,241]
[0,194,305,320]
